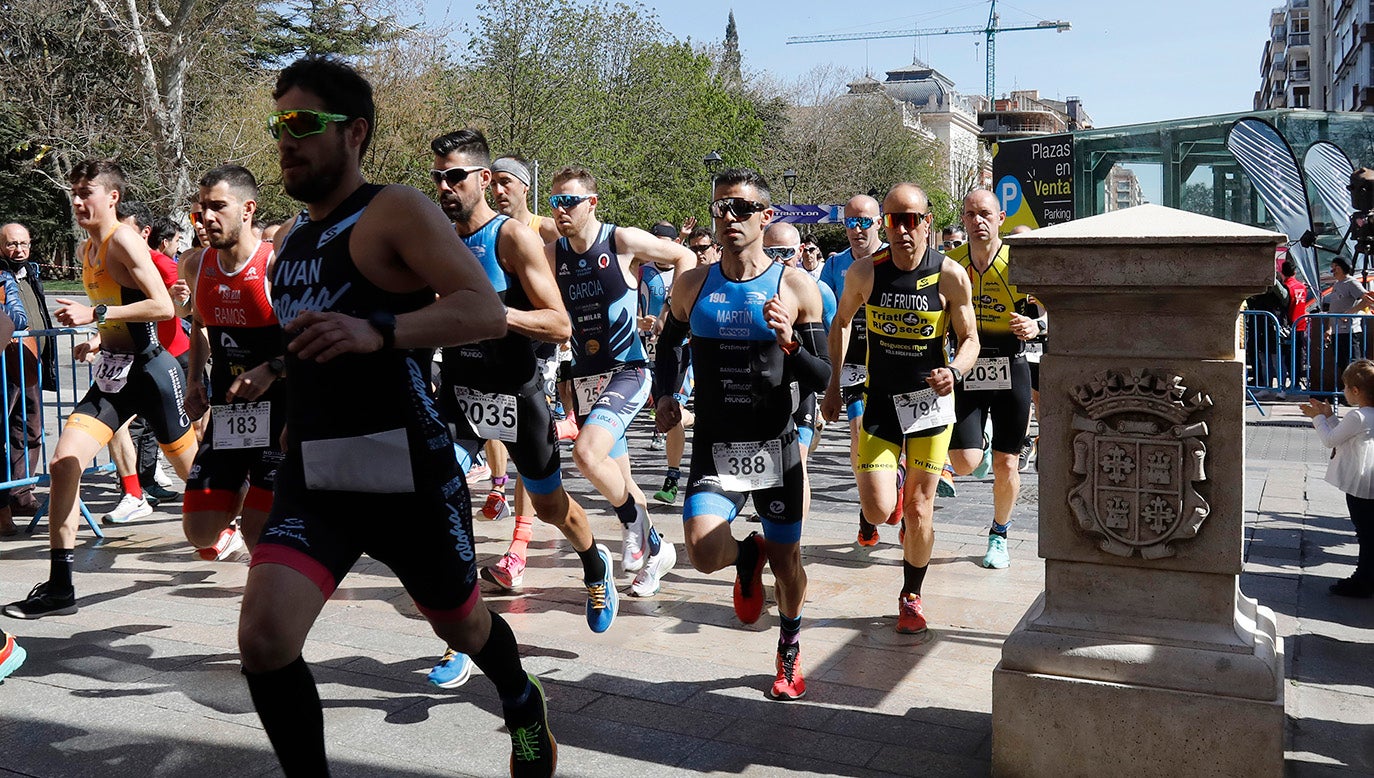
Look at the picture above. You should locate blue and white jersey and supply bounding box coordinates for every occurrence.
[554,223,646,377]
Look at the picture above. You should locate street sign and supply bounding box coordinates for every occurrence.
[771,204,844,224]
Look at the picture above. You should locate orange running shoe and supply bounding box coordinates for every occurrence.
[896,593,928,634]
[769,644,806,700]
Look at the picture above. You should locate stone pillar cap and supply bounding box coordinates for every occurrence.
[1005,204,1286,247]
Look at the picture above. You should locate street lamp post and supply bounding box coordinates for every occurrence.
[783,168,796,205]
[703,151,723,176]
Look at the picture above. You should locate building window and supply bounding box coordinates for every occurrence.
[1294,86,1311,107]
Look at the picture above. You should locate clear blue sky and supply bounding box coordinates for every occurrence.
[417,0,1272,128]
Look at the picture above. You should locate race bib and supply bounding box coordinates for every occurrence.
[573,371,614,415]
[214,402,270,449]
[893,388,956,435]
[712,439,784,491]
[964,357,1012,391]
[452,386,518,443]
[840,363,867,388]
[93,352,135,393]
[1023,341,1044,356]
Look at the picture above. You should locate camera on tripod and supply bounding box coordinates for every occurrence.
[1348,168,1374,259]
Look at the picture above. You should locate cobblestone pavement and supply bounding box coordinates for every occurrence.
[0,397,1369,776]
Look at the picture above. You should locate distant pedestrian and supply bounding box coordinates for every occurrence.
[1300,358,1374,598]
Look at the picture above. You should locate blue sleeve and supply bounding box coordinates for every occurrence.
[2,272,27,331]
[819,260,837,297]
[819,282,836,331]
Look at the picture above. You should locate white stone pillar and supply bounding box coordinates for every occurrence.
[992,205,1286,777]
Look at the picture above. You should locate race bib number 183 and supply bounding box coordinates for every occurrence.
[214,402,271,450]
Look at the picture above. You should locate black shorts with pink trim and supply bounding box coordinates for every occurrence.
[251,455,481,621]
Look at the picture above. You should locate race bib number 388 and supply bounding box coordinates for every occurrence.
[711,439,784,491]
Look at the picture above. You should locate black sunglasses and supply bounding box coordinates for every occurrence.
[710,197,768,219]
[430,166,486,188]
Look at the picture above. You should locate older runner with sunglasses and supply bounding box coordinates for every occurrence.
[546,166,694,597]
[655,170,830,699]
[818,195,907,543]
[827,183,978,635]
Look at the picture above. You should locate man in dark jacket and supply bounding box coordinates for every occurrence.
[0,222,47,519]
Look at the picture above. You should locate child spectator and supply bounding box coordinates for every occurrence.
[1301,358,1374,598]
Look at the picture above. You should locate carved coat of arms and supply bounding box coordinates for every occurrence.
[1067,369,1212,559]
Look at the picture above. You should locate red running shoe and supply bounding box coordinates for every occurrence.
[857,512,879,547]
[886,460,906,525]
[896,593,928,634]
[769,644,806,700]
[733,532,767,624]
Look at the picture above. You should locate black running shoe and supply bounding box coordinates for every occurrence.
[508,674,557,777]
[3,582,77,619]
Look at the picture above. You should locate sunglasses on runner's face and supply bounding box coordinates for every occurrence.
[430,166,486,188]
[882,212,928,230]
[710,197,768,219]
[548,194,592,211]
[844,216,875,230]
[268,109,351,140]
[762,246,798,261]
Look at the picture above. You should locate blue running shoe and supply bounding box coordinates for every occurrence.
[0,632,26,682]
[586,544,619,633]
[983,533,1010,569]
[427,648,473,689]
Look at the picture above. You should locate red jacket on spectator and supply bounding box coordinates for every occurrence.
[150,250,190,357]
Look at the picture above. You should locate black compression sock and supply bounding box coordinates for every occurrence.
[990,522,1009,538]
[49,548,74,594]
[665,467,680,481]
[577,544,607,585]
[613,497,639,526]
[735,534,760,584]
[470,611,530,703]
[243,655,328,777]
[902,560,929,597]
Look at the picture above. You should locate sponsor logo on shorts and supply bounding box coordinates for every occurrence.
[586,339,600,355]
[447,504,475,562]
[264,517,310,547]
[768,500,785,516]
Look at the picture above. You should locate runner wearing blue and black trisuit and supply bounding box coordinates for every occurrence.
[422,128,617,690]
[656,169,830,701]
[546,165,694,598]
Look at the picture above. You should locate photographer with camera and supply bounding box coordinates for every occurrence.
[1324,257,1367,392]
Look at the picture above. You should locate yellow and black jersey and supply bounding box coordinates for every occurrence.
[82,226,156,354]
[946,242,1027,358]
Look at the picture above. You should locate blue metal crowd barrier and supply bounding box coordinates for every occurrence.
[1240,310,1374,405]
[0,327,117,539]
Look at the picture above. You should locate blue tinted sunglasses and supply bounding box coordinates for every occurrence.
[549,194,592,211]
[844,216,875,230]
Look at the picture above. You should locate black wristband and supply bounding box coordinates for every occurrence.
[948,365,963,384]
[368,310,397,350]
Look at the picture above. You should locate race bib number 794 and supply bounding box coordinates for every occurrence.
[893,388,955,435]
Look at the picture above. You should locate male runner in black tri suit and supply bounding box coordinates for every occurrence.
[236,57,555,777]
[655,169,830,700]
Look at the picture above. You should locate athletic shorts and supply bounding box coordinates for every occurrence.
[448,377,562,495]
[252,456,480,621]
[575,365,650,459]
[857,424,952,475]
[684,428,805,545]
[1029,359,1040,392]
[185,398,286,492]
[951,357,1033,455]
[841,368,865,420]
[70,348,192,445]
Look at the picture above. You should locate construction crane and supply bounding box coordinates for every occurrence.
[786,0,1070,101]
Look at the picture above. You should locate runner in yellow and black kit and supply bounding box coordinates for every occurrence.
[826,183,978,636]
[4,159,196,620]
[945,188,1041,571]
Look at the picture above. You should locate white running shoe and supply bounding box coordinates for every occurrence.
[629,541,676,597]
[153,458,175,488]
[621,504,649,575]
[465,463,491,485]
[102,493,153,525]
[198,525,245,561]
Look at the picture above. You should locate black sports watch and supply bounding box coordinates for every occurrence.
[267,356,286,376]
[947,365,964,384]
[94,304,108,325]
[368,310,397,350]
